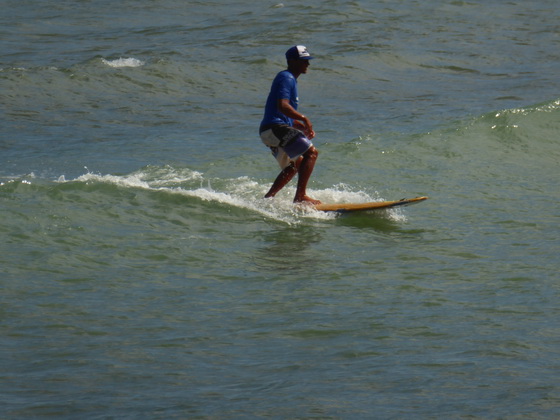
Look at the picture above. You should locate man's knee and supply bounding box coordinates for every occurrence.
[305,146,319,160]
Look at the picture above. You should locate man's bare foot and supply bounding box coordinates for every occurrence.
[294,195,321,206]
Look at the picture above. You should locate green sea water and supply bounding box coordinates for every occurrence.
[2,0,560,418]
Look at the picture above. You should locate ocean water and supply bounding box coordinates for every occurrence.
[1,0,560,418]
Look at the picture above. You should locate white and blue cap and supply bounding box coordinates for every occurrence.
[285,45,314,60]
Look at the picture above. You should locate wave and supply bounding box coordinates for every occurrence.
[1,166,410,226]
[100,57,145,68]
[68,166,410,224]
[463,98,560,160]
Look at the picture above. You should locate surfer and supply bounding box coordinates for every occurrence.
[259,45,321,205]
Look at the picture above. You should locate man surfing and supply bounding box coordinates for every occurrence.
[259,45,321,205]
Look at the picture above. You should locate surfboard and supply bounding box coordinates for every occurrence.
[313,196,428,213]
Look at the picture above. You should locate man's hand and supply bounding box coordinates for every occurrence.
[293,118,315,139]
[278,98,315,139]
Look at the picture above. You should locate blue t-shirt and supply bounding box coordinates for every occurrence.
[260,70,298,129]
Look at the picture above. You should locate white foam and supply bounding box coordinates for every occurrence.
[170,178,324,225]
[312,183,375,204]
[69,167,202,189]
[101,57,145,68]
[62,168,407,224]
[74,172,147,189]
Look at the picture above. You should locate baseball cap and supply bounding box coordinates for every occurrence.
[285,45,314,60]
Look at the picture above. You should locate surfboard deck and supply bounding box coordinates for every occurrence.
[313,196,428,213]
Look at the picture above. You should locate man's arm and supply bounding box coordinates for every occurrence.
[278,99,315,139]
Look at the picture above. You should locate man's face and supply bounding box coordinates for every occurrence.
[295,59,311,74]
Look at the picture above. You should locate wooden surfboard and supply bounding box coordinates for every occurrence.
[314,196,428,213]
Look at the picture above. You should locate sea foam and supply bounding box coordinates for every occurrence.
[101,57,145,68]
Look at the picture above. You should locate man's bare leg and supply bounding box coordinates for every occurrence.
[264,158,301,198]
[293,146,321,205]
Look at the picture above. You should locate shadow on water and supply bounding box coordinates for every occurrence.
[331,211,430,239]
[250,212,427,277]
[333,210,404,232]
[252,225,324,276]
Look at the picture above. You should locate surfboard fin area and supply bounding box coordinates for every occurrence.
[313,196,428,213]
